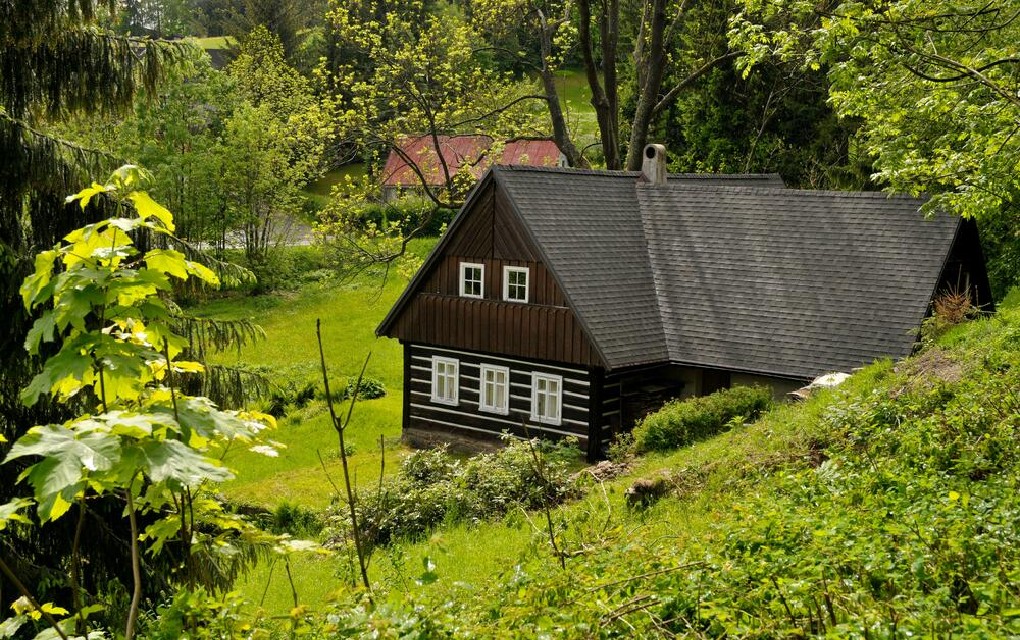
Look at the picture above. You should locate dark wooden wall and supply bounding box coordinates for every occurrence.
[938,219,994,310]
[387,178,603,368]
[404,344,593,449]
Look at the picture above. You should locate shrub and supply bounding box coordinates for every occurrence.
[345,375,386,400]
[265,381,316,418]
[632,385,773,453]
[357,200,455,237]
[270,502,324,537]
[324,438,582,547]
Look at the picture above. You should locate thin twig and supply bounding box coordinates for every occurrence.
[770,575,797,626]
[316,449,342,497]
[588,562,705,592]
[0,556,69,640]
[316,319,373,603]
[70,496,87,634]
[523,427,566,569]
[125,482,142,640]
[260,558,277,607]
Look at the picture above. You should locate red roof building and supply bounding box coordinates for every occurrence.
[381,135,564,197]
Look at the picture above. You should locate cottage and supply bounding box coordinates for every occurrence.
[377,145,991,459]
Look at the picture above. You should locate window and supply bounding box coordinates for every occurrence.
[430,357,459,405]
[530,373,562,425]
[479,364,510,414]
[459,262,484,298]
[503,266,529,303]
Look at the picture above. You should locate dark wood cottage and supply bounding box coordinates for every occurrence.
[377,146,991,459]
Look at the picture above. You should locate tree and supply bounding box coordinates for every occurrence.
[665,59,869,189]
[0,1,273,618]
[732,0,1020,220]
[110,49,237,246]
[471,0,590,167]
[1,169,285,639]
[327,0,542,209]
[1,0,180,438]
[474,0,744,170]
[220,27,327,268]
[222,0,326,59]
[1,11,181,604]
[115,0,197,37]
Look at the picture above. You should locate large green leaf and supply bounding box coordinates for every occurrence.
[19,333,95,406]
[6,424,121,521]
[19,249,57,309]
[129,191,176,232]
[144,248,190,280]
[23,311,56,353]
[133,438,233,486]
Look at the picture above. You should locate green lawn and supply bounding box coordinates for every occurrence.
[194,245,433,510]
[191,35,235,50]
[552,68,599,143]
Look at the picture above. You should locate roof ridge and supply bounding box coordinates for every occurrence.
[493,164,783,181]
[642,182,931,202]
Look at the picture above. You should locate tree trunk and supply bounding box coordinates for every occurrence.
[625,0,669,170]
[538,10,588,168]
[578,0,620,169]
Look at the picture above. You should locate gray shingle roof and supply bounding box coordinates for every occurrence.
[494,166,961,378]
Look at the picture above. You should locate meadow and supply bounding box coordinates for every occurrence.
[196,255,426,511]
[194,239,1020,635]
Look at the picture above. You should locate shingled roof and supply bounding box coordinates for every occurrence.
[381,164,968,380]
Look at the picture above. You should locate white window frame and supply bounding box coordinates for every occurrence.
[530,372,563,425]
[459,262,484,299]
[503,266,530,303]
[430,356,459,406]
[478,364,510,415]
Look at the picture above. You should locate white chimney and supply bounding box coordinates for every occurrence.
[641,144,667,186]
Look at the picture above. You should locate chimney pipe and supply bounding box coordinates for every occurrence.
[641,144,667,186]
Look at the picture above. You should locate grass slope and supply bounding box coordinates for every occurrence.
[246,292,1020,637]
[195,251,430,510]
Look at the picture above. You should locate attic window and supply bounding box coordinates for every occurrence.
[459,262,484,298]
[503,266,529,303]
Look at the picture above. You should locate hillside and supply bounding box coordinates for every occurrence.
[241,290,1020,637]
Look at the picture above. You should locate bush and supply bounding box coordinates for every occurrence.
[270,502,324,537]
[358,200,455,237]
[632,385,773,453]
[345,375,386,400]
[237,246,332,294]
[265,381,316,418]
[324,439,582,547]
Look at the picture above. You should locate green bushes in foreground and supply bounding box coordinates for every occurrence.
[632,384,773,453]
[324,438,582,547]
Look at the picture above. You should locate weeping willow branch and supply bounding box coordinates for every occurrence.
[169,236,258,289]
[165,304,271,408]
[168,306,266,358]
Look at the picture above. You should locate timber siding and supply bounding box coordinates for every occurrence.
[384,176,603,368]
[405,344,593,447]
[390,294,599,367]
